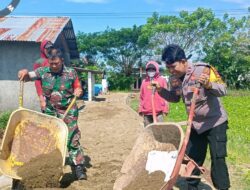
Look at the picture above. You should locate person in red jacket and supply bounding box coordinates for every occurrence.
[139,61,169,127]
[33,40,54,111]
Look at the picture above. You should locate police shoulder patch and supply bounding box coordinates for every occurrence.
[196,62,225,84]
[209,66,224,84]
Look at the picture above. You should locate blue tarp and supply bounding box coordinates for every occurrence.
[82,84,103,100]
[94,84,102,96]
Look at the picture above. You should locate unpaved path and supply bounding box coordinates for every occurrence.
[0,93,214,190]
[61,93,143,190]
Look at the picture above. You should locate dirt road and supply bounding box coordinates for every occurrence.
[60,93,143,190]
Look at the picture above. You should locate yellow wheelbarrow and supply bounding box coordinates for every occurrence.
[0,81,74,180]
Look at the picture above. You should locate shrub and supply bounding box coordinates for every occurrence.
[0,111,11,130]
[108,73,135,91]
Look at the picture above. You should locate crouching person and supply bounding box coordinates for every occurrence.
[18,48,87,180]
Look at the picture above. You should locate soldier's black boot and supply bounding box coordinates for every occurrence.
[11,179,24,190]
[72,164,87,180]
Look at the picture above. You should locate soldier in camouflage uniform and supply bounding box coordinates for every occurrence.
[18,48,87,180]
[152,44,230,190]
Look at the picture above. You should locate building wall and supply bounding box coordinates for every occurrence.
[0,41,40,80]
[0,42,41,111]
[0,40,73,111]
[0,81,40,111]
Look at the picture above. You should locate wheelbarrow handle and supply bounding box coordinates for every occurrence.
[62,96,77,120]
[160,83,201,190]
[19,81,24,108]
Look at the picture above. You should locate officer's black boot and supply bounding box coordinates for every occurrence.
[72,164,87,180]
[187,184,198,190]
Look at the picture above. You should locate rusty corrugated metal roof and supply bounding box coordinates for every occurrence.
[0,16,79,59]
[0,16,69,42]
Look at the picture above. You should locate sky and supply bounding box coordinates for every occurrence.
[1,0,249,33]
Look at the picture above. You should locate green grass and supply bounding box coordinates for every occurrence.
[110,89,134,93]
[165,102,187,122]
[129,90,250,187]
[0,111,12,130]
[222,95,250,164]
[130,98,140,112]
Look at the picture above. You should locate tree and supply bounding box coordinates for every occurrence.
[76,8,249,89]
[77,26,152,76]
[77,31,106,67]
[139,8,224,59]
[77,26,152,90]
[203,13,250,88]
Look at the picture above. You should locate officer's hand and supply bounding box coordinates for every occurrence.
[74,88,83,98]
[197,73,212,89]
[18,69,29,81]
[170,76,182,88]
[151,81,161,91]
[176,89,182,96]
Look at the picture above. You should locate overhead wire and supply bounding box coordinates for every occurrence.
[11,8,249,19]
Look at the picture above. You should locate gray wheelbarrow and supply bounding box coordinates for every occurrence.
[113,83,207,190]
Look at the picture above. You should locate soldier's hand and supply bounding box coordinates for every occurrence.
[74,88,83,98]
[197,73,212,89]
[39,95,46,111]
[18,69,29,82]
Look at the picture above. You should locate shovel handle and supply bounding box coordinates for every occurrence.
[150,78,157,123]
[62,96,77,120]
[19,81,24,108]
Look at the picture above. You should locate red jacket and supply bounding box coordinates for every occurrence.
[33,40,50,96]
[139,61,169,115]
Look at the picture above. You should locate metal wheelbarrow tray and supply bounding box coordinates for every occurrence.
[0,82,68,180]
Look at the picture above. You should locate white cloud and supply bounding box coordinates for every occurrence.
[221,0,250,8]
[66,0,108,3]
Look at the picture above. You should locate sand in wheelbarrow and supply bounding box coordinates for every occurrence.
[114,126,181,190]
[124,170,166,190]
[16,149,63,189]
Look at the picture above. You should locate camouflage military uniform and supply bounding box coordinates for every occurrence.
[34,66,84,166]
